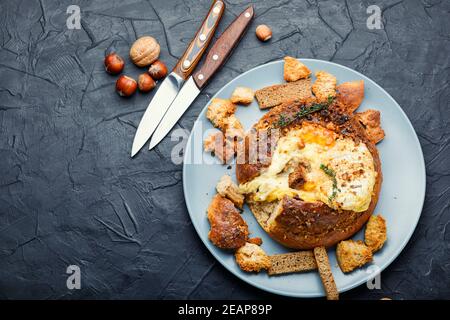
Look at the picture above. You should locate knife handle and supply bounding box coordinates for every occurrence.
[193,5,254,89]
[172,0,225,80]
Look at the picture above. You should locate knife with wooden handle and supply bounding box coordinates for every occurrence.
[148,5,254,150]
[131,0,225,157]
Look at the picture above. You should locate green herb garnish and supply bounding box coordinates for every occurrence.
[327,95,334,105]
[277,114,289,127]
[320,163,340,201]
[275,95,335,128]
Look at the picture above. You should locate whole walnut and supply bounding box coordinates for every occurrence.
[129,36,160,67]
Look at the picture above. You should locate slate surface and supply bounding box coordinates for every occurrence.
[0,0,449,300]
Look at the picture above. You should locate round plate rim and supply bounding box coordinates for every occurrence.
[182,58,426,298]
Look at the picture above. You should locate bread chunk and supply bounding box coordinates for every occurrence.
[255,79,312,109]
[365,215,387,252]
[216,175,244,209]
[284,56,311,82]
[206,98,237,131]
[336,240,373,273]
[314,246,339,300]
[235,243,271,272]
[224,114,244,135]
[203,132,235,164]
[268,251,317,275]
[204,132,222,153]
[231,87,254,105]
[205,98,244,164]
[312,71,337,102]
[335,80,364,114]
[355,109,385,144]
[207,195,249,250]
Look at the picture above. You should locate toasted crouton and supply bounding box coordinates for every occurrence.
[205,99,244,138]
[312,71,337,102]
[365,215,387,252]
[314,247,339,300]
[224,114,244,134]
[255,79,312,109]
[206,98,237,131]
[284,56,311,82]
[355,109,385,144]
[336,240,373,273]
[204,132,236,164]
[336,80,365,113]
[216,175,244,209]
[204,132,222,153]
[231,87,254,105]
[235,242,271,272]
[214,140,236,164]
[268,251,317,275]
[205,99,244,164]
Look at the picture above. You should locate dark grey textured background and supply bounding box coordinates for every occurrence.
[0,0,449,300]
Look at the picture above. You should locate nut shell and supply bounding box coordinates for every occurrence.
[116,75,137,97]
[256,25,272,42]
[104,53,125,74]
[148,60,168,80]
[138,73,156,92]
[130,36,160,67]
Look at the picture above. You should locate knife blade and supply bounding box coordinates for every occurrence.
[148,5,254,151]
[131,0,225,157]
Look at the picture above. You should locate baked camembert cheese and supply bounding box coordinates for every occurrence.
[239,123,377,212]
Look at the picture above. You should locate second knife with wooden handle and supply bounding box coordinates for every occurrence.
[131,0,225,157]
[148,5,255,150]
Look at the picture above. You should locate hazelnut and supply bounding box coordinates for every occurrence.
[129,36,160,67]
[138,73,156,92]
[148,60,168,80]
[104,53,125,74]
[256,25,272,42]
[116,75,137,97]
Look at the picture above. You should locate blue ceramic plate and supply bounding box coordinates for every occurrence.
[182,59,426,297]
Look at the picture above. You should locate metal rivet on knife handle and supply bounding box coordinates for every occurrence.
[172,0,225,80]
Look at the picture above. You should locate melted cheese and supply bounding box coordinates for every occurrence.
[239,123,377,212]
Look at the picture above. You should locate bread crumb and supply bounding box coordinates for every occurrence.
[231,87,254,105]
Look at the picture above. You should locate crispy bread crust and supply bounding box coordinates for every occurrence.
[237,100,382,249]
[335,80,364,114]
[207,195,249,250]
[364,214,387,252]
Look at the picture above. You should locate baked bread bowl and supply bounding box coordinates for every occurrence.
[236,98,382,249]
